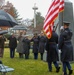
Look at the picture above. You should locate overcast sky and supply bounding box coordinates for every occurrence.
[5,0,74,20]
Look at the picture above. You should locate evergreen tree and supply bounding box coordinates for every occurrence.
[32,12,44,26]
[13,7,23,24]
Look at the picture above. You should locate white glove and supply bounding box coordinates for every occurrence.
[58,49,61,53]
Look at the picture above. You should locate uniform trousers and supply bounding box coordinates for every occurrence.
[62,62,72,75]
[48,61,59,71]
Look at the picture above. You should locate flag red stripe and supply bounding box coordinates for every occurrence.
[43,0,64,39]
[44,12,58,29]
[44,2,60,28]
[45,1,55,19]
[45,0,60,23]
[43,12,58,31]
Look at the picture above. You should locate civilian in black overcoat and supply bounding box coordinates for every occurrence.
[38,31,46,60]
[31,33,39,59]
[8,33,17,58]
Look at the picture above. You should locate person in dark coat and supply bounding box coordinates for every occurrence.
[31,33,39,60]
[58,22,73,75]
[38,31,46,60]
[45,29,60,73]
[0,34,6,58]
[22,35,30,59]
[8,33,17,58]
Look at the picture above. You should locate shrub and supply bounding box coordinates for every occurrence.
[4,34,11,38]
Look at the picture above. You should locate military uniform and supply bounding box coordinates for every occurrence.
[58,22,73,75]
[46,31,60,72]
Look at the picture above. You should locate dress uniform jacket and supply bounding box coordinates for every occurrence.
[58,28,73,62]
[46,31,59,62]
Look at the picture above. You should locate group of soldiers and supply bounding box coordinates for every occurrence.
[45,21,73,75]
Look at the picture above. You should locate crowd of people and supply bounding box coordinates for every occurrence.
[0,21,73,75]
[0,30,47,60]
[16,31,46,60]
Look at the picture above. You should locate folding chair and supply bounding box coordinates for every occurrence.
[0,60,14,75]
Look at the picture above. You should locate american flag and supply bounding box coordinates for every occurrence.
[43,0,64,39]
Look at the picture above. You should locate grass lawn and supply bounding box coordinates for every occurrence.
[0,48,74,75]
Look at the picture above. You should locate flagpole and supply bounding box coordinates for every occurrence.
[62,9,64,26]
[61,0,64,26]
[54,22,59,31]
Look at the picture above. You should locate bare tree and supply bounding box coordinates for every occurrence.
[23,19,33,27]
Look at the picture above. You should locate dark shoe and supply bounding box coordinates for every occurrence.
[63,73,68,75]
[49,69,52,72]
[56,67,60,73]
[69,70,73,75]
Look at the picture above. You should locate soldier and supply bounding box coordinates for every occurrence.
[58,21,73,75]
[45,26,60,73]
